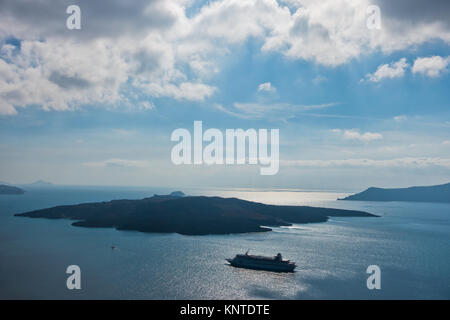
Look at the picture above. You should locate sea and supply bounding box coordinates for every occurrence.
[0,186,449,299]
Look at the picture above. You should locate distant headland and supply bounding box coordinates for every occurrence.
[0,184,25,195]
[15,193,377,235]
[339,182,450,203]
[168,191,185,197]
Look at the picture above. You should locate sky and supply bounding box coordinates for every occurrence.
[0,0,449,191]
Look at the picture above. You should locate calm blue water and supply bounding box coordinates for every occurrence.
[0,186,449,299]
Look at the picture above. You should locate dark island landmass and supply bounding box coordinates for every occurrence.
[15,194,377,235]
[0,184,25,195]
[339,182,450,203]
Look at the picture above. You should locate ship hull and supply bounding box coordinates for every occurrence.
[226,259,296,273]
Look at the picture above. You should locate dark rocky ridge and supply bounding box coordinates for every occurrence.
[15,195,377,235]
[339,182,450,203]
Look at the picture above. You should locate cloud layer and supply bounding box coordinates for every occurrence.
[332,129,383,142]
[1,0,450,115]
[283,157,450,168]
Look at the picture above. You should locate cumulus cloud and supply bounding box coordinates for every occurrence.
[332,129,383,141]
[0,39,129,114]
[363,55,450,83]
[263,0,450,66]
[258,82,276,92]
[412,55,450,77]
[364,58,409,82]
[0,0,216,115]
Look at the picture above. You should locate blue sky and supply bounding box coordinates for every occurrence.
[0,0,449,190]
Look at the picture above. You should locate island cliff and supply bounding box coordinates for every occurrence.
[15,194,377,235]
[339,182,450,203]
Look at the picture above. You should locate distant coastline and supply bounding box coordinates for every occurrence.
[340,182,450,203]
[0,184,25,195]
[15,193,377,235]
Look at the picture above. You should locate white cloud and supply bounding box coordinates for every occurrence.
[0,39,130,115]
[0,0,217,115]
[332,129,383,141]
[363,55,450,83]
[412,55,450,77]
[262,0,450,66]
[190,0,291,44]
[364,58,409,82]
[0,36,216,114]
[258,82,276,92]
[217,102,336,120]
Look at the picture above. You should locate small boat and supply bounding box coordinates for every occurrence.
[226,251,296,272]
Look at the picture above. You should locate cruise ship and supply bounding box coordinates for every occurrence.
[226,251,296,272]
